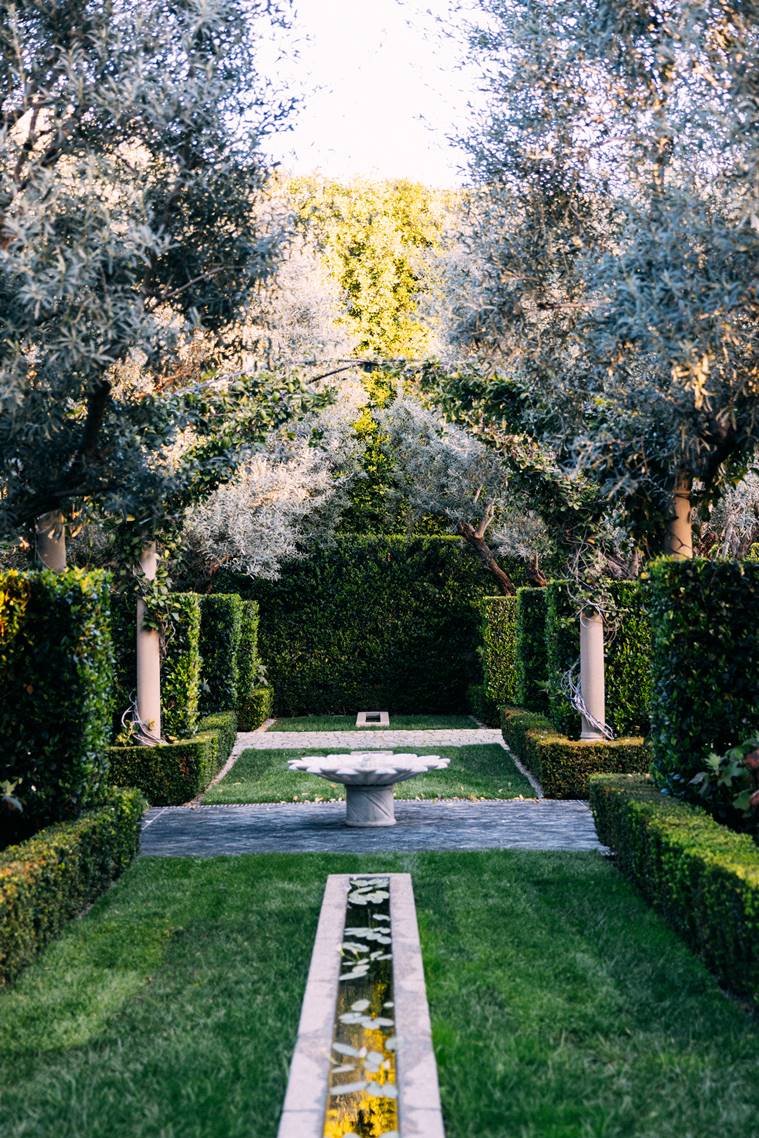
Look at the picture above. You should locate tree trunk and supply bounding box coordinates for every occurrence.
[136,542,162,743]
[579,610,606,740]
[458,522,516,595]
[35,511,66,570]
[666,474,693,560]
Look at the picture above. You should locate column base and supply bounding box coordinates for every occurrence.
[345,784,396,827]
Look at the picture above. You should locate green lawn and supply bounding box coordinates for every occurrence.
[267,713,479,731]
[203,743,534,804]
[1,851,756,1138]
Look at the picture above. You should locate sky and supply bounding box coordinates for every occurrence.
[261,0,480,186]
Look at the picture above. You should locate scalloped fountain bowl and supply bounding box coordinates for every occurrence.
[287,751,450,828]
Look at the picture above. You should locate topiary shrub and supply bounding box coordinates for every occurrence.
[238,685,274,732]
[501,707,649,798]
[589,774,759,1005]
[162,593,201,739]
[479,596,518,706]
[199,594,243,715]
[237,599,260,701]
[0,786,143,986]
[0,569,114,831]
[221,536,523,715]
[648,558,759,792]
[515,586,548,712]
[109,711,237,805]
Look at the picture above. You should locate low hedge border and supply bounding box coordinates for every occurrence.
[238,685,274,732]
[0,787,144,987]
[109,711,238,805]
[589,774,759,1005]
[501,706,649,798]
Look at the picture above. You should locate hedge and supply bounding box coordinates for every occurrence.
[501,707,649,798]
[648,558,759,790]
[238,685,274,732]
[221,536,525,715]
[237,599,260,700]
[110,591,201,740]
[0,569,113,830]
[589,775,759,1005]
[108,711,237,805]
[467,682,499,727]
[0,787,143,987]
[515,586,548,712]
[545,579,651,739]
[199,594,243,716]
[479,596,518,706]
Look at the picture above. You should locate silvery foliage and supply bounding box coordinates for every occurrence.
[379,394,552,565]
[444,0,759,548]
[701,465,759,557]
[183,378,367,579]
[0,0,299,540]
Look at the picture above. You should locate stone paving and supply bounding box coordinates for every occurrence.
[232,726,505,756]
[141,798,606,856]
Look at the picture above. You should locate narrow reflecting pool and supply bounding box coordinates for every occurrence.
[323,876,399,1138]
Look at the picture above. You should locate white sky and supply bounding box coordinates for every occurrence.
[261,0,479,186]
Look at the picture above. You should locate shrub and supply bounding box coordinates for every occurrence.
[545,579,652,739]
[0,569,113,830]
[0,787,143,986]
[108,711,237,805]
[515,587,548,712]
[479,596,518,706]
[589,774,759,1005]
[467,682,499,727]
[238,685,274,732]
[237,599,261,701]
[689,736,759,836]
[199,594,243,715]
[162,593,201,738]
[110,591,201,740]
[648,558,759,791]
[501,707,649,798]
[220,536,524,714]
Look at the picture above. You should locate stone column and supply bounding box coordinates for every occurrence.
[35,510,66,571]
[666,474,693,560]
[579,609,605,741]
[136,542,161,742]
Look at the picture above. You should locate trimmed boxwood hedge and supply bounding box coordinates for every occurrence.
[237,599,260,701]
[109,711,237,805]
[238,685,274,731]
[222,536,525,715]
[648,558,759,790]
[479,596,518,707]
[545,579,652,739]
[0,787,143,987]
[199,594,243,715]
[589,774,759,1005]
[501,706,649,798]
[515,586,548,712]
[0,569,113,830]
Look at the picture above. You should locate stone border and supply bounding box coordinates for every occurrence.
[277,874,445,1138]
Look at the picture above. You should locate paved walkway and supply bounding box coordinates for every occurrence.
[141,799,605,856]
[233,727,505,756]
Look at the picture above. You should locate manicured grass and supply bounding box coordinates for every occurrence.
[202,743,535,804]
[268,713,479,731]
[1,851,757,1138]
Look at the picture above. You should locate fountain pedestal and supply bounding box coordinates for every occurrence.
[287,751,450,827]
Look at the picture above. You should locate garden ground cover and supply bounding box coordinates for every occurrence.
[1,851,757,1138]
[268,713,479,731]
[202,743,534,804]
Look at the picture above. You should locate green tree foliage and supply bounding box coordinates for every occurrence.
[0,0,312,549]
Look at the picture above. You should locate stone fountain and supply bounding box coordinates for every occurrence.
[287,750,450,827]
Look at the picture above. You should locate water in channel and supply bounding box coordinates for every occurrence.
[323,875,399,1138]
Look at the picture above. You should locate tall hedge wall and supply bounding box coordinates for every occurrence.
[224,537,516,715]
[237,599,260,699]
[0,569,113,831]
[648,559,759,790]
[199,594,242,715]
[545,579,651,739]
[515,587,548,712]
[480,596,518,706]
